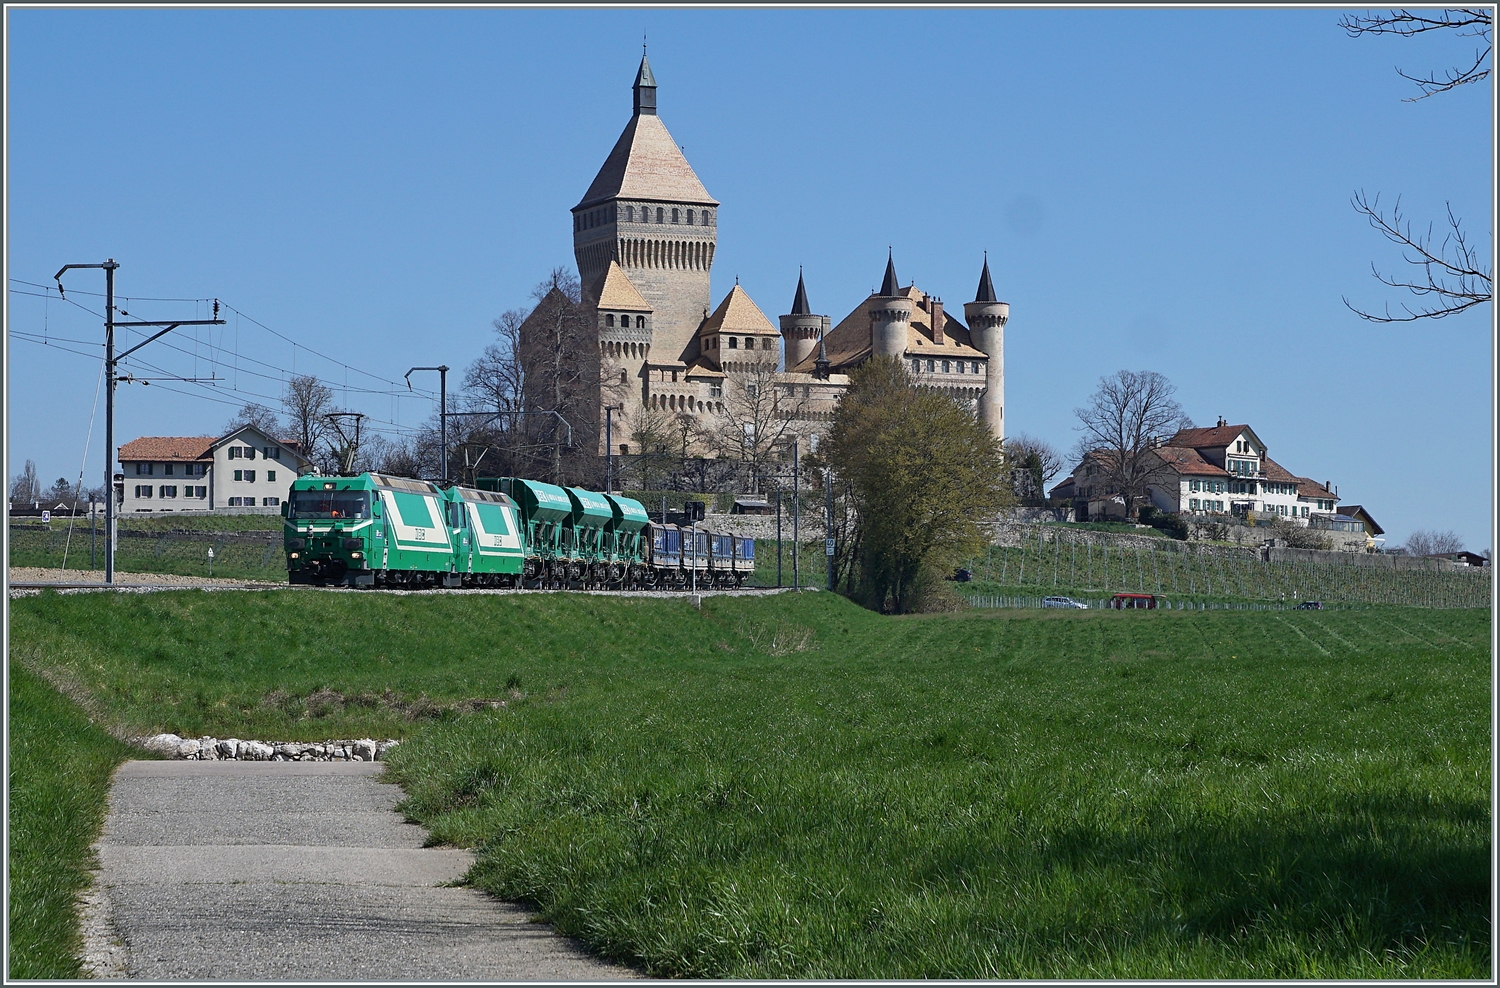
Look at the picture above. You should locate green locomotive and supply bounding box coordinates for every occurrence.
[283,472,754,589]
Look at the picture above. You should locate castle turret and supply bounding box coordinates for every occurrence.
[779,268,829,370]
[869,252,913,360]
[962,254,1008,441]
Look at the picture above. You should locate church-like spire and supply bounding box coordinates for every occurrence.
[879,250,900,296]
[633,52,657,115]
[974,252,996,302]
[790,267,811,315]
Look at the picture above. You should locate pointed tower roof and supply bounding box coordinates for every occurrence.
[790,269,811,315]
[974,254,997,302]
[879,251,901,296]
[698,284,778,337]
[633,52,657,114]
[576,58,716,210]
[591,260,651,311]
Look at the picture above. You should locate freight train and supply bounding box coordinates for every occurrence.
[282,472,755,590]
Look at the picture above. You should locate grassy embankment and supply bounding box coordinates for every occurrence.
[6,665,140,979]
[7,589,1490,978]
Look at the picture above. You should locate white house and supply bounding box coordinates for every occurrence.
[1054,419,1348,527]
[118,426,313,514]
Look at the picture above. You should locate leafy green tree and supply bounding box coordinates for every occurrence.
[823,357,1010,613]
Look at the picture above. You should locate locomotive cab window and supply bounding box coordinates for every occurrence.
[289,490,371,519]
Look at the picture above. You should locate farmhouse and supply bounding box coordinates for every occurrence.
[117,425,312,513]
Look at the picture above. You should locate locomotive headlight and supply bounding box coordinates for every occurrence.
[289,552,300,559]
[350,551,363,559]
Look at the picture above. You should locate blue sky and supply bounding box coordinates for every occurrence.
[5,7,1494,551]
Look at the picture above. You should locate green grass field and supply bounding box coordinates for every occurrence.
[6,664,140,979]
[6,589,1490,978]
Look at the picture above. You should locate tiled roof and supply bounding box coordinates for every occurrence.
[1259,456,1299,483]
[575,113,717,209]
[787,285,981,374]
[698,285,777,338]
[1168,424,1252,449]
[118,436,215,461]
[1295,477,1337,501]
[1150,445,1227,477]
[592,261,651,311]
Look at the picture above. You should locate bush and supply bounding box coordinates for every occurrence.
[1138,505,1189,540]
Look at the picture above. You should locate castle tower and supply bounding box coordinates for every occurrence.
[869,252,913,359]
[962,255,1008,441]
[572,53,718,365]
[778,269,829,371]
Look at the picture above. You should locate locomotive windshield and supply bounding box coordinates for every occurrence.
[290,490,371,519]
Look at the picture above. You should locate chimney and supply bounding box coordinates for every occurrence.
[930,297,945,345]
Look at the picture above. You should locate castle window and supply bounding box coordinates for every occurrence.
[710,382,723,398]
[671,208,679,224]
[606,314,615,327]
[705,210,712,225]
[686,209,694,225]
[972,361,980,373]
[620,370,627,384]
[625,206,634,222]
[728,336,738,349]
[942,360,950,373]
[927,359,935,372]
[760,337,771,351]
[912,359,921,373]
[656,207,664,223]
[636,315,646,328]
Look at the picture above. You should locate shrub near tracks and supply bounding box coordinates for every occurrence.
[8,592,1490,978]
[7,666,140,978]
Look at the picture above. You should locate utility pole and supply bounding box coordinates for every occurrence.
[55,260,223,585]
[405,366,448,482]
[792,436,800,591]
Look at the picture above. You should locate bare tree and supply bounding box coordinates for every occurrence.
[711,363,809,493]
[517,267,599,484]
[282,375,335,465]
[1004,432,1064,502]
[1072,370,1187,518]
[1344,192,1492,321]
[1405,528,1466,555]
[1340,8,1492,100]
[1342,9,1493,321]
[9,459,40,504]
[223,402,281,437]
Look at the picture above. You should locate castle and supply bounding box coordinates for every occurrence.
[538,53,1009,460]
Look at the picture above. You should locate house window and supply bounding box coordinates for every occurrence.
[194,486,206,498]
[228,447,237,459]
[135,485,152,498]
[263,497,280,507]
[234,470,242,481]
[135,463,152,475]
[164,463,174,475]
[1190,498,1199,510]
[228,497,242,507]
[267,470,276,482]
[160,485,177,498]
[246,470,255,483]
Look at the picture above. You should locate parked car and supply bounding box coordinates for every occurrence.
[1042,595,1088,609]
[949,568,973,582]
[1296,600,1323,610]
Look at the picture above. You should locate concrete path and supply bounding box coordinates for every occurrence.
[86,760,638,980]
